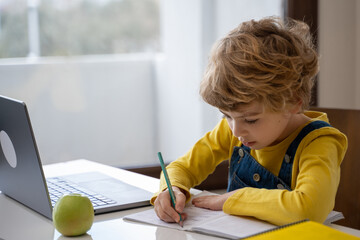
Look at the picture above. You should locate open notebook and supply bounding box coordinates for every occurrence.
[124,191,345,239]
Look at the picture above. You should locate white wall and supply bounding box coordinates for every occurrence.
[155,0,205,162]
[318,0,360,109]
[215,0,283,39]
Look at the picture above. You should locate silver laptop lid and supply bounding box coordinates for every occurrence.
[0,95,52,219]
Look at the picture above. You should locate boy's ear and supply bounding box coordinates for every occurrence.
[289,100,303,114]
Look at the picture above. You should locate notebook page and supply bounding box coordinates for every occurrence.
[192,214,276,239]
[123,205,224,231]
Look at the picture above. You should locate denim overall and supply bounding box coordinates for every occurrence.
[227,120,331,192]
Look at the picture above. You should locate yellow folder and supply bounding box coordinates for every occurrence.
[246,221,360,240]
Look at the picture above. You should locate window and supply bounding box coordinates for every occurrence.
[0,0,160,58]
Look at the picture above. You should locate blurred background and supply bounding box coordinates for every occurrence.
[0,0,359,167]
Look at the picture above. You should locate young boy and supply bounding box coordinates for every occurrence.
[151,17,347,226]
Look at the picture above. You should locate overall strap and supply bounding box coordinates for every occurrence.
[278,120,332,188]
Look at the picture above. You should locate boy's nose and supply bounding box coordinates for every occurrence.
[232,122,247,138]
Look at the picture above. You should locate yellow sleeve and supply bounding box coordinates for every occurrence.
[223,130,347,226]
[150,119,234,204]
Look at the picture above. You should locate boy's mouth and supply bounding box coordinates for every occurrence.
[238,137,256,147]
[241,140,256,147]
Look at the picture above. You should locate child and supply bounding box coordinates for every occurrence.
[151,17,347,226]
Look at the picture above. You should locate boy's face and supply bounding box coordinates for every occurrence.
[221,102,296,150]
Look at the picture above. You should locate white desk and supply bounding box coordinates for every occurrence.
[1,160,359,240]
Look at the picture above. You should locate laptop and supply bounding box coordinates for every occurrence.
[0,95,152,220]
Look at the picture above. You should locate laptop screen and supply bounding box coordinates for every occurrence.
[0,95,53,218]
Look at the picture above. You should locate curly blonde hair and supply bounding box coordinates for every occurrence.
[200,17,318,112]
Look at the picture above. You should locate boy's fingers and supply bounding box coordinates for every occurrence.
[154,206,175,222]
[173,190,186,213]
[155,190,183,223]
[154,191,172,221]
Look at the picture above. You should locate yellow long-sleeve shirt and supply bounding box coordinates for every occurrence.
[151,111,347,226]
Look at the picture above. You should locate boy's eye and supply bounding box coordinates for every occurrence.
[244,119,258,124]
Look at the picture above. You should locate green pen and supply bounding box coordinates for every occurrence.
[158,152,183,227]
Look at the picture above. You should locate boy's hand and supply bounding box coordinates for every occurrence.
[154,186,187,223]
[192,191,235,210]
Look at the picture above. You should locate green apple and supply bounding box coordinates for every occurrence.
[52,193,94,237]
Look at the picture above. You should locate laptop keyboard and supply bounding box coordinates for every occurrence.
[47,177,117,208]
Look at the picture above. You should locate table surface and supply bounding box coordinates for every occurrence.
[0,159,359,240]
